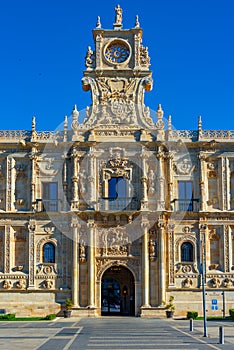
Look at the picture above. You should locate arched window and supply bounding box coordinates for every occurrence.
[181,242,193,262]
[43,243,55,263]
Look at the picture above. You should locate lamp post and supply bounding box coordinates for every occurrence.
[200,231,208,337]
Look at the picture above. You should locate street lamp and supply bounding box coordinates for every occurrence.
[200,233,208,337]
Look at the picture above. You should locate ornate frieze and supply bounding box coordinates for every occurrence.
[97,227,130,256]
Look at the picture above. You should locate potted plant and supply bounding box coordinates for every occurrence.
[164,295,175,318]
[63,298,73,318]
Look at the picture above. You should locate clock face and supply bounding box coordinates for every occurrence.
[104,40,130,64]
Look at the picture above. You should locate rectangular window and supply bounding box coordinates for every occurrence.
[42,182,58,211]
[178,181,193,211]
[108,177,127,199]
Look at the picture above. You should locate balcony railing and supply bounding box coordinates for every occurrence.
[172,199,199,212]
[35,199,59,212]
[99,197,140,211]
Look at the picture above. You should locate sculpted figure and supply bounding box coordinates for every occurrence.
[85,46,94,68]
[16,280,26,289]
[2,280,12,289]
[115,5,123,24]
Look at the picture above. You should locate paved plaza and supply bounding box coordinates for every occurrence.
[0,317,233,349]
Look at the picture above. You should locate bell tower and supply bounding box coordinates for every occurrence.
[81,5,153,128]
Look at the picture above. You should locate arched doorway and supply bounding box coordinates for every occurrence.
[101,265,135,316]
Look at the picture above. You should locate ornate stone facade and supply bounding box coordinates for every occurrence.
[0,7,234,317]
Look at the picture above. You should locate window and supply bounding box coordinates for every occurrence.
[43,243,55,263]
[108,177,126,199]
[178,181,193,211]
[42,182,58,211]
[107,177,128,210]
[181,242,193,262]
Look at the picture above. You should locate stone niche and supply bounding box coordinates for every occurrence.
[13,228,28,272]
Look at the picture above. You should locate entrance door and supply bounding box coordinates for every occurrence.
[101,266,135,316]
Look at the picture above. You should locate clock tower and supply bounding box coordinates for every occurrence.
[81,5,153,128]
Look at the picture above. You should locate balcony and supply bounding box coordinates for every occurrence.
[171,199,199,212]
[35,199,59,212]
[99,197,140,211]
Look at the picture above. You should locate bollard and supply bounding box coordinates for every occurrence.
[189,318,193,332]
[219,326,224,344]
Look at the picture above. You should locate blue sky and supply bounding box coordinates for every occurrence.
[0,0,233,131]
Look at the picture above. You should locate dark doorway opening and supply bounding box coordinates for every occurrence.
[101,266,135,316]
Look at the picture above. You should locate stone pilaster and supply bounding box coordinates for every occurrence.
[71,219,80,307]
[168,224,175,287]
[27,222,36,289]
[223,225,231,272]
[95,33,103,69]
[221,157,229,210]
[88,151,96,207]
[140,152,148,209]
[167,152,174,208]
[88,220,95,307]
[4,225,11,274]
[199,224,208,285]
[156,149,165,211]
[6,157,16,212]
[62,154,68,211]
[141,218,150,307]
[158,219,166,305]
[198,152,207,211]
[29,149,38,210]
[71,147,79,210]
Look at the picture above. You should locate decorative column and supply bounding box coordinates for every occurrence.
[140,152,148,210]
[199,224,208,286]
[158,218,166,305]
[62,154,68,211]
[4,225,11,274]
[27,222,36,289]
[134,31,141,69]
[88,150,96,208]
[30,147,37,210]
[167,152,174,208]
[198,152,207,211]
[95,33,103,69]
[223,225,231,272]
[87,220,95,308]
[141,218,150,307]
[221,157,229,211]
[71,219,80,307]
[6,156,16,212]
[168,224,175,287]
[71,147,79,210]
[156,148,165,211]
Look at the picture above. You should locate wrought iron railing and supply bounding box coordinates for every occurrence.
[99,197,140,211]
[172,199,199,212]
[35,199,59,212]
